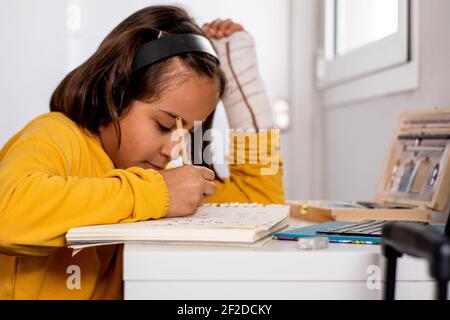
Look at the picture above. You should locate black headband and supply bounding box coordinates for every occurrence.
[132,33,220,73]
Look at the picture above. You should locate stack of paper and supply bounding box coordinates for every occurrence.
[66,203,289,250]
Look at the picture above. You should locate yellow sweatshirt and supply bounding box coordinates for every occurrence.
[0,112,285,299]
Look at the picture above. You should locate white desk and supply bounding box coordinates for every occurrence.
[123,220,445,300]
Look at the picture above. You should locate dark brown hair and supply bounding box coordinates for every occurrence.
[50,5,227,177]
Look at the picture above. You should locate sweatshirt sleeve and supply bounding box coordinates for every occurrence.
[0,138,170,257]
[204,130,285,205]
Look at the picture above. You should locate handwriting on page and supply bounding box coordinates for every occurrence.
[138,204,288,229]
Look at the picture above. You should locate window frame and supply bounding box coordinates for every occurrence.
[316,0,417,95]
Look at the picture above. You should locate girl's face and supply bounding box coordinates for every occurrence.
[98,71,220,170]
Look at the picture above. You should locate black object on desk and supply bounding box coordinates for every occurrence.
[317,220,427,238]
[382,214,450,300]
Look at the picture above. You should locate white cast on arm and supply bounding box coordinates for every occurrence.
[211,31,274,131]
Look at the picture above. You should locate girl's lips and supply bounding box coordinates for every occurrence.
[144,162,164,171]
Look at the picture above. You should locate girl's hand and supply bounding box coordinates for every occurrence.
[202,19,245,40]
[159,165,217,217]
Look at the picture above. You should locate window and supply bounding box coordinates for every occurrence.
[335,0,399,56]
[318,0,411,89]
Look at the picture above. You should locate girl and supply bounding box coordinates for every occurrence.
[0,5,284,299]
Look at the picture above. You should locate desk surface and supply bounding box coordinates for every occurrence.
[124,218,379,255]
[123,219,439,299]
[124,238,380,254]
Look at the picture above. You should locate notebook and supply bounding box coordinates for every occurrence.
[66,203,289,250]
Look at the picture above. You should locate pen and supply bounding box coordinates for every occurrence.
[176,116,190,165]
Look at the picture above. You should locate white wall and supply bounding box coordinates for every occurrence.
[321,0,450,200]
[0,0,67,146]
[286,0,322,200]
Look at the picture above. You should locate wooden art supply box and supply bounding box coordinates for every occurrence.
[288,108,450,223]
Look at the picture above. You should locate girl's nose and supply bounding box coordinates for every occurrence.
[161,138,182,161]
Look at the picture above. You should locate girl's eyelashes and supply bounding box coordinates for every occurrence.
[157,122,173,132]
[156,120,195,134]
